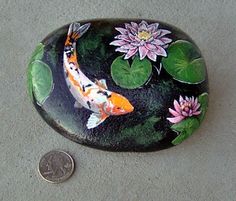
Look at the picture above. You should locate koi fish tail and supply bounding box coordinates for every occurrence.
[67,22,91,42]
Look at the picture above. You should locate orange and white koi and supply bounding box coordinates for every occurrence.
[63,23,134,129]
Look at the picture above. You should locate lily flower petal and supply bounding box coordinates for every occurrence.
[146,51,157,61]
[115,47,128,53]
[174,100,181,113]
[139,46,149,60]
[115,27,128,34]
[169,108,180,117]
[167,95,202,124]
[124,48,138,59]
[110,40,127,46]
[154,46,167,57]
[167,116,185,124]
[110,20,172,61]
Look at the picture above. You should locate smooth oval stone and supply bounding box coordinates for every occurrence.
[27,19,209,151]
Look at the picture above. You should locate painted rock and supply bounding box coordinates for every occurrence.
[27,19,209,151]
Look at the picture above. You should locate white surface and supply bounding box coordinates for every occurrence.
[0,0,236,200]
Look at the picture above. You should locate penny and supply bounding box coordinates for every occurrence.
[38,150,75,183]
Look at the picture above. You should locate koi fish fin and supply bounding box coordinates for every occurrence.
[74,101,83,109]
[68,22,91,41]
[95,79,108,89]
[86,112,109,129]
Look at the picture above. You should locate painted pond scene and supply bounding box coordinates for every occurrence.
[27,19,209,151]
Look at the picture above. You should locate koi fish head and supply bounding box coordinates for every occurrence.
[104,93,134,115]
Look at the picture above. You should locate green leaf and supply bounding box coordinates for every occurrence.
[171,130,190,145]
[29,43,44,64]
[27,69,34,101]
[118,116,164,145]
[198,92,209,123]
[162,40,206,84]
[28,60,53,105]
[111,56,152,89]
[27,43,45,101]
[171,117,200,145]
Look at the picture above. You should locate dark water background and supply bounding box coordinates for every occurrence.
[35,19,208,151]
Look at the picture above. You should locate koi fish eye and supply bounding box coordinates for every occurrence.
[115,106,124,113]
[114,105,132,115]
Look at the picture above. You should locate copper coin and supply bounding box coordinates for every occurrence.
[38,150,75,183]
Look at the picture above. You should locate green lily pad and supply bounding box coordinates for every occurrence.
[27,43,53,105]
[198,92,209,123]
[27,43,45,101]
[171,117,200,145]
[28,60,53,105]
[111,56,152,89]
[29,43,44,64]
[162,40,206,84]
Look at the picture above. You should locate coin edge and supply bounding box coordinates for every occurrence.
[38,150,75,184]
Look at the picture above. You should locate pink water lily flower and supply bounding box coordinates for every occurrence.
[110,20,172,61]
[167,96,201,124]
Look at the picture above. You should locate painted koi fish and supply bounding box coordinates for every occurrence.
[63,23,134,129]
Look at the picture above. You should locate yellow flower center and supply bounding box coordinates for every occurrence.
[181,102,192,111]
[137,31,151,40]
